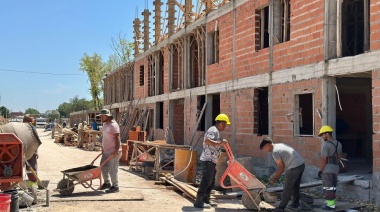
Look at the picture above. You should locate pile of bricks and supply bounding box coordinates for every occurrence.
[128,126,146,141]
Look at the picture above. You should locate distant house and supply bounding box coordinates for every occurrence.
[10,112,23,119]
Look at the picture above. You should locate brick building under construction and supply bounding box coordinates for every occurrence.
[102,0,380,206]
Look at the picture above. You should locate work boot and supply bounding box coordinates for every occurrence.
[105,186,119,193]
[193,195,211,209]
[204,195,218,207]
[320,204,335,211]
[99,182,111,190]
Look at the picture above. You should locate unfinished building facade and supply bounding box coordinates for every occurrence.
[103,0,380,206]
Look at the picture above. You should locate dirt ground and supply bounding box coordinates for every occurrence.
[17,129,376,212]
[21,129,204,212]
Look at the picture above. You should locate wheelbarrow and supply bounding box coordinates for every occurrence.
[219,143,266,211]
[54,153,115,196]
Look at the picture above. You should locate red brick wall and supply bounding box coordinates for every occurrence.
[273,0,324,70]
[271,79,323,166]
[173,99,185,145]
[207,16,234,84]
[134,58,146,99]
[370,0,380,50]
[235,0,270,78]
[163,47,170,93]
[172,47,179,90]
[372,70,380,172]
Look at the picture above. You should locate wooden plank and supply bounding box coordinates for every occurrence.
[265,175,363,193]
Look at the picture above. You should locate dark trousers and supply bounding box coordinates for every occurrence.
[196,161,216,202]
[322,173,337,201]
[279,163,305,209]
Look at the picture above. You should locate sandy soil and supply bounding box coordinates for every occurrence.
[21,128,209,212]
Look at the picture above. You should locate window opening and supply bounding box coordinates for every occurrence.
[294,93,314,136]
[254,87,269,135]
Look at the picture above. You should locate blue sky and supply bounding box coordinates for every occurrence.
[0,0,152,114]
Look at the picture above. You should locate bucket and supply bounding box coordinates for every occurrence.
[3,190,18,212]
[18,192,33,208]
[214,151,228,190]
[120,144,129,163]
[174,149,197,183]
[0,193,11,212]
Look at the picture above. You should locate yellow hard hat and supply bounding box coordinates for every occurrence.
[319,125,333,136]
[215,113,231,125]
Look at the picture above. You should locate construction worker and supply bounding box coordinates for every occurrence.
[77,120,88,148]
[318,125,342,210]
[97,109,121,193]
[23,114,39,204]
[260,137,306,212]
[193,113,230,209]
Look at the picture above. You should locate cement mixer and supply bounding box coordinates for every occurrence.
[0,122,41,190]
[0,122,41,161]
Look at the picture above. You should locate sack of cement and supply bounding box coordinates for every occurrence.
[0,122,41,160]
[18,191,34,207]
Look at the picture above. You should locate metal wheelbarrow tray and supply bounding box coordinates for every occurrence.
[219,143,266,211]
[54,153,115,196]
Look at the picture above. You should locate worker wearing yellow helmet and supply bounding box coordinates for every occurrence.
[194,113,230,209]
[318,125,342,211]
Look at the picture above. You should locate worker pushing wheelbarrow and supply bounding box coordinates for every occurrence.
[219,142,267,211]
[54,153,115,196]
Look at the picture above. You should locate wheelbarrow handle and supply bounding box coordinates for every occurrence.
[90,153,103,165]
[90,152,118,168]
[222,142,234,161]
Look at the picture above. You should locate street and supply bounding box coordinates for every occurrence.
[30,128,198,212]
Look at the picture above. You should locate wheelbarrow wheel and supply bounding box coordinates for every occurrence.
[57,179,74,196]
[242,190,261,211]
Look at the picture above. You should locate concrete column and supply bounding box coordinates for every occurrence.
[133,18,141,56]
[153,0,163,45]
[324,0,338,60]
[321,77,336,131]
[167,0,176,36]
[203,0,214,14]
[142,9,151,51]
[184,0,193,26]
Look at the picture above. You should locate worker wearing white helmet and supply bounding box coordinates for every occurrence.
[194,113,230,209]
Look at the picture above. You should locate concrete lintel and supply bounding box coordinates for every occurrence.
[328,50,380,76]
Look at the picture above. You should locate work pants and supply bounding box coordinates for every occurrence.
[101,152,121,186]
[278,163,305,210]
[322,173,337,206]
[196,161,216,203]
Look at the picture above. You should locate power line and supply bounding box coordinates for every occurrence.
[0,68,83,76]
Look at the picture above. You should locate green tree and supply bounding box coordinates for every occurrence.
[57,96,92,118]
[25,108,39,115]
[0,106,10,118]
[45,110,60,123]
[80,53,106,110]
[57,102,72,118]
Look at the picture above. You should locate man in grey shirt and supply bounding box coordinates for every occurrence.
[260,137,305,212]
[318,125,342,210]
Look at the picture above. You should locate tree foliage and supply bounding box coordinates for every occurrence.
[79,53,107,110]
[25,108,39,115]
[108,32,134,71]
[57,96,92,118]
[79,33,133,111]
[0,106,10,118]
[45,110,60,123]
